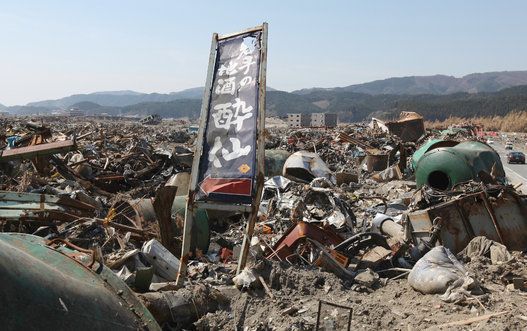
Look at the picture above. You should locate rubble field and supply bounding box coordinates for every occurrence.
[197,258,527,330]
[0,114,526,331]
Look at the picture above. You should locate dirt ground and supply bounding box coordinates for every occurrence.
[195,255,527,331]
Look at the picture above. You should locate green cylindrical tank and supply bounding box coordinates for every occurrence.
[411,139,460,170]
[415,141,506,190]
[0,233,160,330]
[172,196,210,253]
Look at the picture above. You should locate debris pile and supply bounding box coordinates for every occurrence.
[1,115,526,330]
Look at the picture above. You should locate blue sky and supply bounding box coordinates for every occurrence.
[1,1,526,105]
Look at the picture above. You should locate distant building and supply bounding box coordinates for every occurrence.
[287,113,338,128]
[324,113,338,127]
[0,111,10,117]
[287,113,302,128]
[301,113,311,127]
[310,113,325,127]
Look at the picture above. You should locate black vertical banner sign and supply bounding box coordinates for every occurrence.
[196,31,262,204]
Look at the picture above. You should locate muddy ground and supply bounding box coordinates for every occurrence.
[195,255,527,331]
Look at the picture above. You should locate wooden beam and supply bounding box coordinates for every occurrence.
[1,140,76,161]
[153,186,178,256]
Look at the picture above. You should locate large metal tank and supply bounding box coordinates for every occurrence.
[0,233,160,330]
[415,141,505,190]
[411,139,459,170]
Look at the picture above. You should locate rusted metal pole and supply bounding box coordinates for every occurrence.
[176,33,219,287]
[481,192,505,244]
[236,22,268,275]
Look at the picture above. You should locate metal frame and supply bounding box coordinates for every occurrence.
[315,300,353,331]
[236,22,268,274]
[217,25,264,41]
[176,23,268,285]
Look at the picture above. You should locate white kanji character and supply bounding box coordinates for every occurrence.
[222,138,251,161]
[231,98,253,131]
[238,56,256,75]
[218,61,238,76]
[208,137,252,168]
[215,77,236,95]
[209,136,223,168]
[239,76,253,87]
[211,98,253,132]
[237,43,254,59]
[212,102,233,130]
[232,98,253,114]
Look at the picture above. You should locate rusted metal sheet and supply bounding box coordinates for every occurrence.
[336,132,390,172]
[364,153,390,172]
[385,112,425,142]
[336,172,359,185]
[0,233,160,330]
[408,190,527,253]
[0,139,76,161]
[267,221,343,261]
[491,193,527,250]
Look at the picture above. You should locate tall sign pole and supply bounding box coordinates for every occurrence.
[177,23,268,286]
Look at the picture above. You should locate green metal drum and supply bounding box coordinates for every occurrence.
[0,233,160,330]
[415,141,506,190]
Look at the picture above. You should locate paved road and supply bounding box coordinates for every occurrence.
[491,141,527,193]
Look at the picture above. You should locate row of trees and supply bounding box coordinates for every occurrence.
[426,111,527,133]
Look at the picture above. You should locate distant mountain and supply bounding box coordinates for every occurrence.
[293,71,527,95]
[68,101,119,115]
[60,90,318,118]
[91,90,143,96]
[169,87,204,99]
[7,85,527,122]
[70,101,107,110]
[25,86,281,109]
[6,105,54,115]
[6,71,527,121]
[120,99,201,118]
[27,91,190,109]
[266,90,321,115]
[287,85,527,122]
[0,103,6,110]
